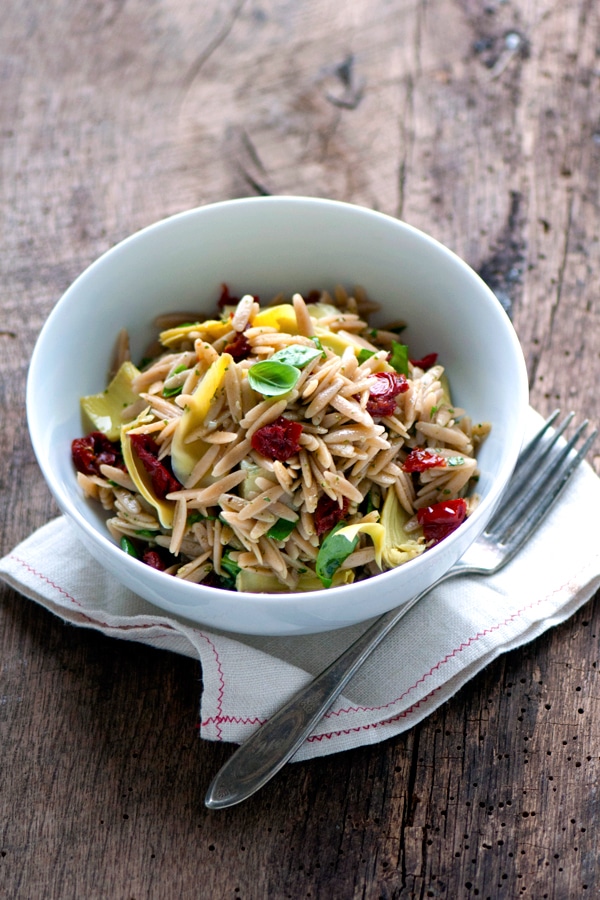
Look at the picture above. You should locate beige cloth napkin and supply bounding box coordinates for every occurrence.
[2,411,599,760]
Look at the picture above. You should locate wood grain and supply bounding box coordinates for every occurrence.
[1,0,599,897]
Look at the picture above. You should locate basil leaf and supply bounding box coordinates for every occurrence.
[162,383,183,398]
[270,345,322,369]
[357,349,376,364]
[388,341,409,376]
[120,536,139,558]
[315,522,358,588]
[163,364,188,398]
[266,518,297,541]
[187,511,217,526]
[135,529,158,539]
[247,360,300,396]
[221,553,241,579]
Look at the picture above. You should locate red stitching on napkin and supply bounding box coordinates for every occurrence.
[306,688,440,743]
[197,632,226,740]
[201,586,568,739]
[9,555,84,607]
[200,688,440,744]
[321,589,564,719]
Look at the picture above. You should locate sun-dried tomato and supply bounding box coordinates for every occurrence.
[314,494,349,537]
[128,433,181,499]
[71,431,124,477]
[250,416,303,462]
[417,498,467,544]
[402,447,447,473]
[409,352,438,370]
[217,283,239,309]
[223,331,251,361]
[142,548,169,571]
[217,283,259,310]
[366,372,409,418]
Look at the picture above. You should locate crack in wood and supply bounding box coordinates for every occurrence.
[477,190,526,319]
[181,0,247,91]
[324,54,365,110]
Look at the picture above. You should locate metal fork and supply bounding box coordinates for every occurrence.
[205,411,597,809]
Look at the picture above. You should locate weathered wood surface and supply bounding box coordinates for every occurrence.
[1,0,599,897]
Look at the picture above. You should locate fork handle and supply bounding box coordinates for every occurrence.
[205,572,457,809]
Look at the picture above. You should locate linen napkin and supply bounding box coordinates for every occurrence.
[2,410,599,761]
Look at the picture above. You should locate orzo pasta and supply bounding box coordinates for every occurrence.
[71,285,490,592]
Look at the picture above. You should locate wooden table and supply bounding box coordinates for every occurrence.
[2,1,599,896]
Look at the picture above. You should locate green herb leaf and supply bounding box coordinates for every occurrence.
[162,364,188,398]
[247,360,300,396]
[447,456,465,467]
[221,553,241,580]
[310,336,327,358]
[119,536,138,558]
[361,490,377,516]
[388,341,409,376]
[187,511,217,526]
[270,345,323,369]
[315,522,358,588]
[266,518,297,541]
[135,529,158,539]
[357,349,376,364]
[162,383,184,398]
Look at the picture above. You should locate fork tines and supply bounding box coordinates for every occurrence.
[486,411,597,546]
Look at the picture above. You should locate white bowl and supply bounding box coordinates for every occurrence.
[27,197,529,635]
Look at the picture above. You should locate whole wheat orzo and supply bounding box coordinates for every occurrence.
[71,285,490,592]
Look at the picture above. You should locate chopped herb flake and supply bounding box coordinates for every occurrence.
[310,336,327,358]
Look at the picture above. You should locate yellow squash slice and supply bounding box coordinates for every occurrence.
[251,304,299,333]
[334,521,385,568]
[121,414,174,529]
[170,352,233,485]
[159,319,232,348]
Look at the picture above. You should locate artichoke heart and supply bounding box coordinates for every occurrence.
[251,304,299,333]
[170,352,233,485]
[306,301,342,319]
[160,318,232,348]
[313,325,367,358]
[334,521,385,568]
[439,371,452,406]
[80,360,141,441]
[121,415,174,529]
[236,568,354,593]
[380,490,425,568]
[239,459,263,499]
